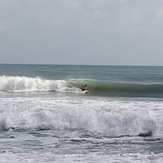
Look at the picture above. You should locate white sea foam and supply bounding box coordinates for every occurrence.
[0,91,163,163]
[0,76,75,93]
[0,151,163,163]
[0,96,162,138]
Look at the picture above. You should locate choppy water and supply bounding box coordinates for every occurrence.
[0,64,163,163]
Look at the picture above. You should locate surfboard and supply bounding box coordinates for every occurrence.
[84,90,89,94]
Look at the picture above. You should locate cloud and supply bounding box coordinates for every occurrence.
[156,7,163,24]
[0,0,17,7]
[1,0,163,65]
[1,0,163,38]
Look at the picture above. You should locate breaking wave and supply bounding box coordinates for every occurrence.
[0,76,76,93]
[0,97,162,138]
[1,76,163,97]
[69,79,163,97]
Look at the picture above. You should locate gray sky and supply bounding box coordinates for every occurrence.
[0,0,163,66]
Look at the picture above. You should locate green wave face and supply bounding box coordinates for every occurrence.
[68,80,163,97]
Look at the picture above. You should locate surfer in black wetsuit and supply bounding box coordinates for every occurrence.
[81,84,88,91]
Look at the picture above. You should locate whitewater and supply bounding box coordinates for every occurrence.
[0,64,163,163]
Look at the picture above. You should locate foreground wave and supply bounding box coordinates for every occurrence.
[1,76,163,97]
[0,96,162,138]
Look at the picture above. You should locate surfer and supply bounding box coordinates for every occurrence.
[81,84,88,91]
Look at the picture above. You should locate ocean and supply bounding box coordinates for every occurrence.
[0,64,163,163]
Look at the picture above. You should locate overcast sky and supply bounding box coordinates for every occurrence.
[0,0,163,66]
